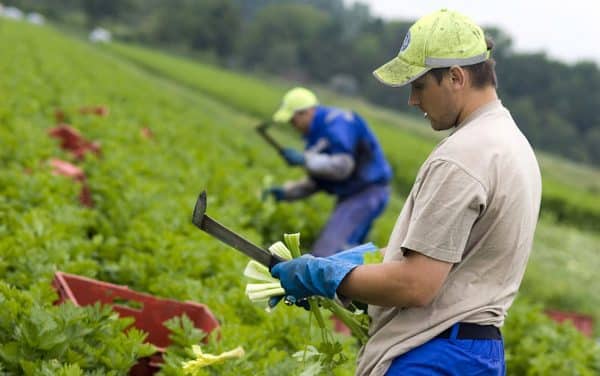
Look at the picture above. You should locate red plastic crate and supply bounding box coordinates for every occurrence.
[331,316,351,336]
[545,309,594,337]
[47,125,102,160]
[52,272,220,374]
[48,159,94,207]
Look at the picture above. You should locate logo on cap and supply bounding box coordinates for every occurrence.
[399,31,411,52]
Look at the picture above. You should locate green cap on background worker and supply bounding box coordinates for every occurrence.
[272,87,318,123]
[373,8,490,87]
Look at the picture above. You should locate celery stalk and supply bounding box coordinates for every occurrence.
[283,233,302,259]
[243,261,273,282]
[268,241,292,260]
[245,282,282,293]
[247,287,286,300]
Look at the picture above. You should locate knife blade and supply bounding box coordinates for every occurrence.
[192,191,285,269]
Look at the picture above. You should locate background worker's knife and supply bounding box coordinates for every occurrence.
[256,122,285,155]
[192,191,285,269]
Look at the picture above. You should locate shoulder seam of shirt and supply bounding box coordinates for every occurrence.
[427,157,489,196]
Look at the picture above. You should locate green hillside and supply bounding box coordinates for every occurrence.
[106,42,600,232]
[1,20,599,374]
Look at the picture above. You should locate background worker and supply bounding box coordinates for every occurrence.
[264,87,392,257]
[271,9,542,375]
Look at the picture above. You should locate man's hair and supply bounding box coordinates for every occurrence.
[430,38,497,88]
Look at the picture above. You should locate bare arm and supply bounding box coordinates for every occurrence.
[337,249,453,307]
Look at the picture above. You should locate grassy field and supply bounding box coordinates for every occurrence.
[524,218,600,314]
[1,19,598,374]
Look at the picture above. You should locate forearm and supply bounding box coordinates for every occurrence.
[337,252,452,308]
[337,262,424,307]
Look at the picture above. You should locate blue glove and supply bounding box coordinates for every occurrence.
[271,254,358,299]
[270,243,377,300]
[268,295,310,310]
[328,243,377,265]
[268,295,284,309]
[282,148,305,166]
[262,186,285,201]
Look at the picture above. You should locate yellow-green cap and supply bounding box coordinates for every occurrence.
[373,9,489,87]
[272,87,318,123]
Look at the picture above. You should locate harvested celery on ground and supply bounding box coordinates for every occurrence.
[181,345,244,374]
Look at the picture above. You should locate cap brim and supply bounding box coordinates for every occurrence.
[373,56,430,87]
[272,108,293,123]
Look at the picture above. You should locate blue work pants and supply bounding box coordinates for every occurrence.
[311,184,389,257]
[386,324,505,376]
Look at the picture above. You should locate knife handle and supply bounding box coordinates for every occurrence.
[268,254,287,271]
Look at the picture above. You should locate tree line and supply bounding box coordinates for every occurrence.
[6,0,600,166]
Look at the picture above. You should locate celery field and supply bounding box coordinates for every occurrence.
[1,20,599,375]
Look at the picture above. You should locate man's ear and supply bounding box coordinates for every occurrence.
[448,65,467,89]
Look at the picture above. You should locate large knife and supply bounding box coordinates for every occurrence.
[256,121,285,155]
[192,191,285,269]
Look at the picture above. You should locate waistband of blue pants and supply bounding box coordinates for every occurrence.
[435,323,502,340]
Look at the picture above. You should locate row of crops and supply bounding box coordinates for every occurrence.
[106,42,600,233]
[0,20,337,375]
[1,20,599,374]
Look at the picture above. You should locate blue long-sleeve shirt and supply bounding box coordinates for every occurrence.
[302,106,392,199]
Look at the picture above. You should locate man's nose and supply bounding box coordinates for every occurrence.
[408,90,419,106]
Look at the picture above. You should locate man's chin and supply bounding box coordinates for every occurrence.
[428,118,440,130]
[429,118,455,131]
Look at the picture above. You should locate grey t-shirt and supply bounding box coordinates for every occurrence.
[356,100,542,376]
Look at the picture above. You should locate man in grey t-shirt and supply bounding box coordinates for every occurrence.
[271,8,541,375]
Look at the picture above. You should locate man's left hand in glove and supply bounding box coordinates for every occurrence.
[270,243,377,300]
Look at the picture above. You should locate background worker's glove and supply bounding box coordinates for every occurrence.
[262,186,285,201]
[281,148,305,166]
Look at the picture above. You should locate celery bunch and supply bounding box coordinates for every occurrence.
[243,241,292,311]
[243,233,373,374]
[280,233,370,344]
